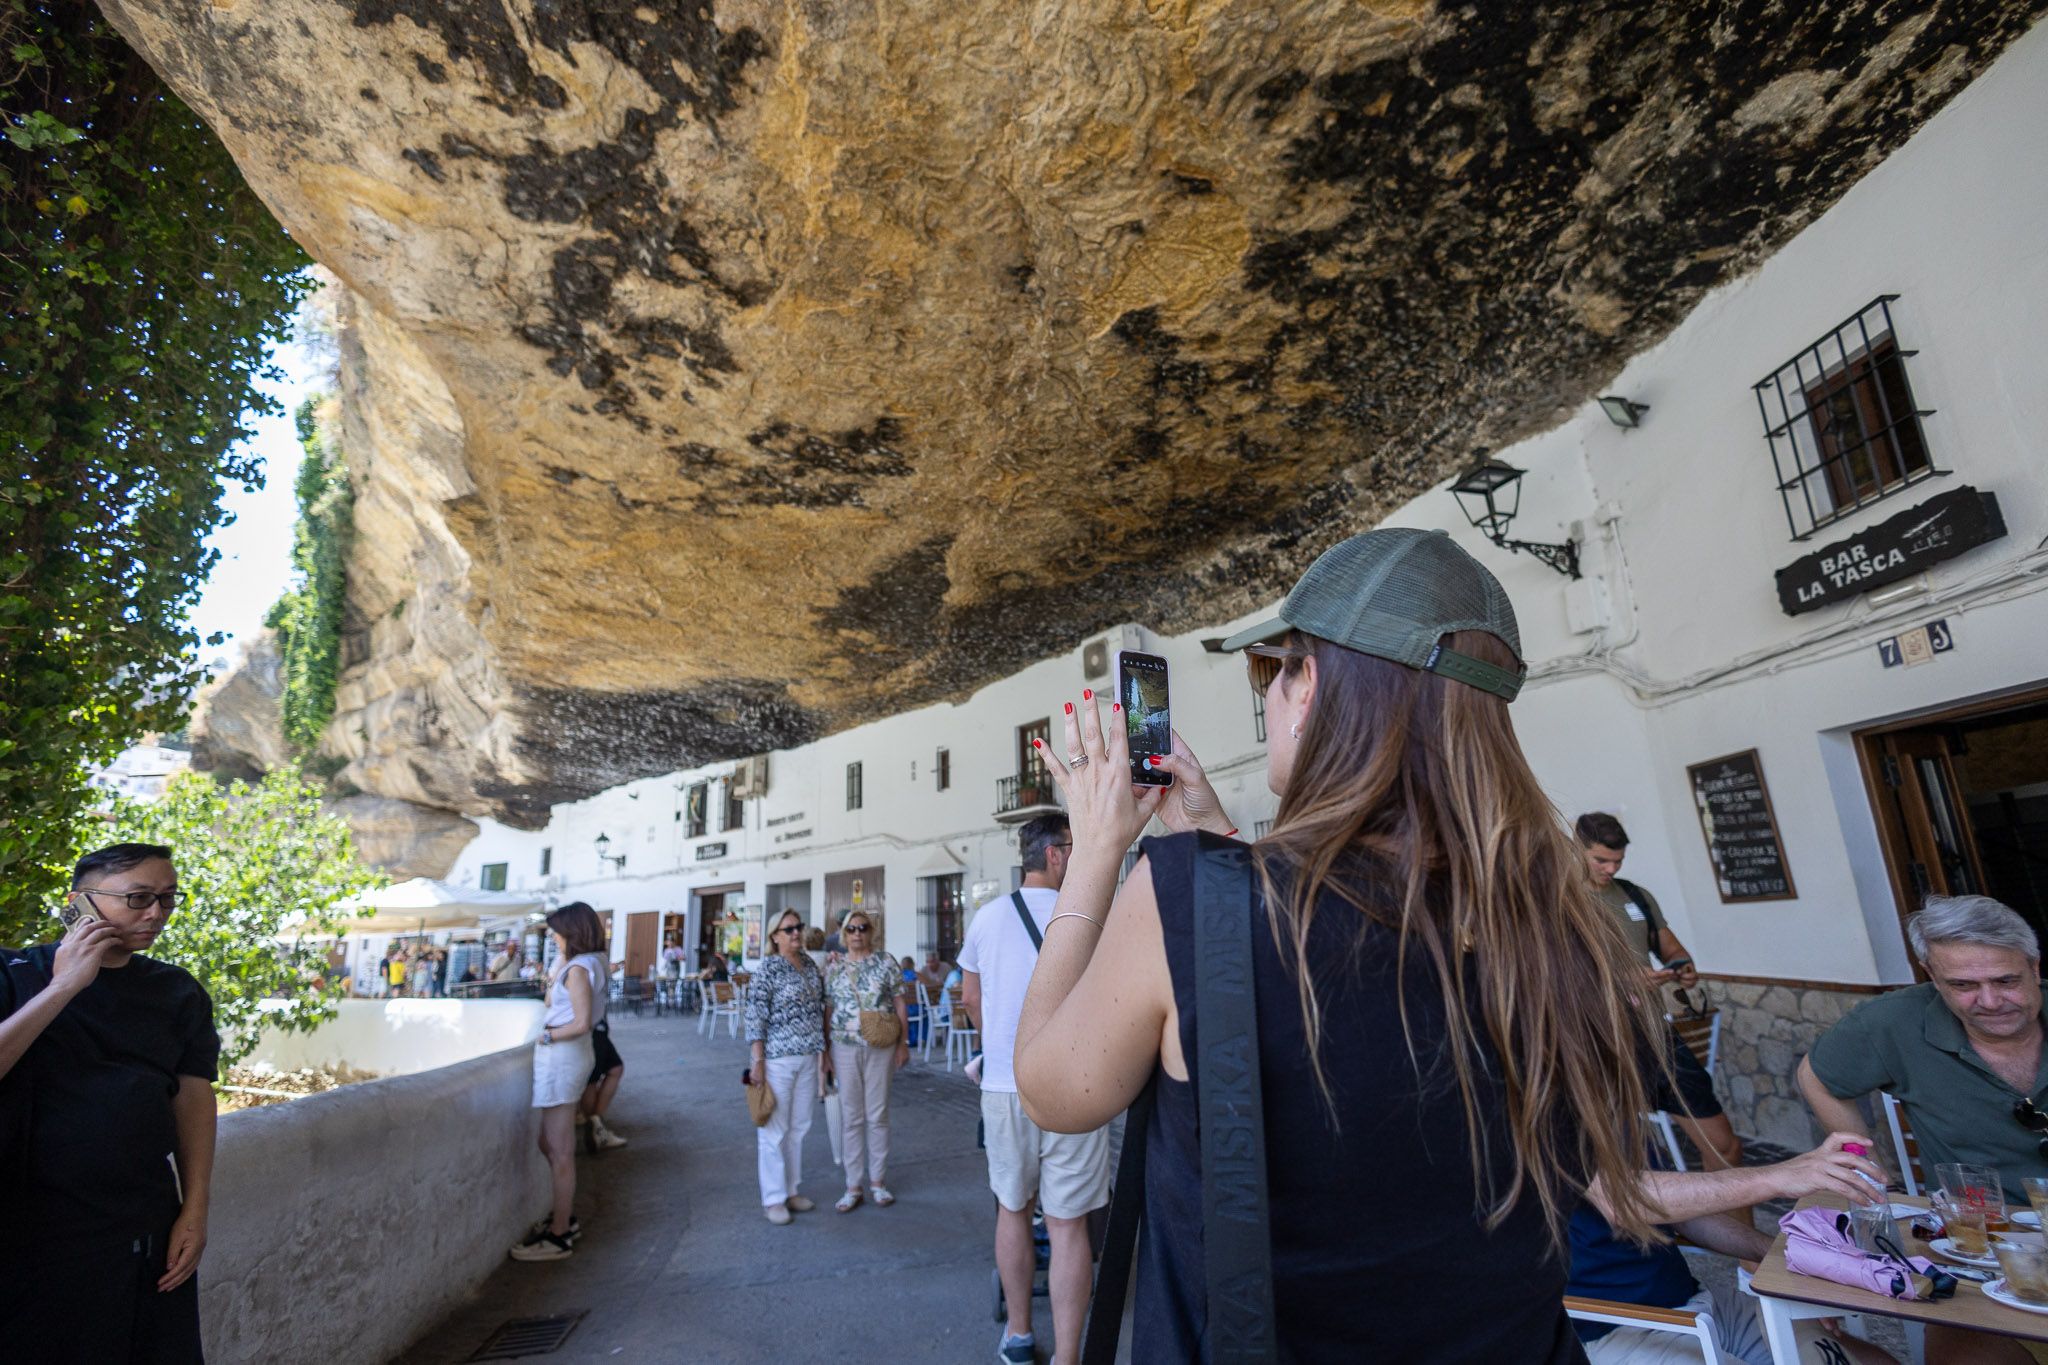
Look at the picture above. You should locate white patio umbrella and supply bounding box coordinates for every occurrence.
[288,878,546,937]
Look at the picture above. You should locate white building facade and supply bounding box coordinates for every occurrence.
[448,22,2048,1148]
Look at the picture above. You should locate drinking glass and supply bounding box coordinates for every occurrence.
[1937,1190,1991,1255]
[1849,1202,1894,1255]
[1995,1236,2048,1304]
[1936,1162,2008,1232]
[2022,1176,2048,1226]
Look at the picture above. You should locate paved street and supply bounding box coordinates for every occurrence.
[396,1010,1029,1364]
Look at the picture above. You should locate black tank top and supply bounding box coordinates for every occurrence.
[1134,832,1588,1364]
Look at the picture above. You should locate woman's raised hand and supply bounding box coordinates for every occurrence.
[1037,689,1166,863]
[1144,730,1235,837]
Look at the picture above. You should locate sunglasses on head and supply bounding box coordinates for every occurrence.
[1244,643,1302,697]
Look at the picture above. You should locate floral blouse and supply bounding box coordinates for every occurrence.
[825,952,904,1047]
[745,953,826,1059]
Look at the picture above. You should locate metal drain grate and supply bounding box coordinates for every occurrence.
[466,1311,587,1361]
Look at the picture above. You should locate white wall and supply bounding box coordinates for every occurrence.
[244,998,541,1075]
[448,19,2048,990]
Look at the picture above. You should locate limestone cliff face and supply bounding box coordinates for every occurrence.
[106,0,2044,824]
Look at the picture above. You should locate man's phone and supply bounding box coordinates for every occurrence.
[1116,650,1172,787]
[57,899,99,931]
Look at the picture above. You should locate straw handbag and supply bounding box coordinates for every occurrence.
[745,1072,776,1127]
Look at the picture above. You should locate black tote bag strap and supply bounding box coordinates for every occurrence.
[1010,891,1044,953]
[1195,841,1277,1364]
[1081,1076,1156,1365]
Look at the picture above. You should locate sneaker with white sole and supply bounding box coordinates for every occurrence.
[997,1331,1035,1363]
[591,1116,628,1150]
[765,1204,793,1226]
[509,1227,574,1261]
[527,1214,582,1244]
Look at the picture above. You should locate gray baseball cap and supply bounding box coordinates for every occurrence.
[1218,528,1526,701]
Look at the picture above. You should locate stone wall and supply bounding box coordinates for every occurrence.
[202,1002,544,1364]
[1699,979,1889,1152]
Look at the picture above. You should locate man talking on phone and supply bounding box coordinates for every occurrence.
[0,842,219,1363]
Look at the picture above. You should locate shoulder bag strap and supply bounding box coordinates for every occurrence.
[1081,1075,1156,1365]
[1010,891,1044,954]
[1195,841,1277,1364]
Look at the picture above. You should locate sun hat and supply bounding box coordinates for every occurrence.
[1217,527,1526,701]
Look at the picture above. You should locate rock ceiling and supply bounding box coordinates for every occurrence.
[105,0,2042,829]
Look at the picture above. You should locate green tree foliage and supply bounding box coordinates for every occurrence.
[267,395,351,749]
[97,766,382,1069]
[0,3,311,943]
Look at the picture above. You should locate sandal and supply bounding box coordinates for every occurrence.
[870,1184,895,1207]
[835,1190,863,1213]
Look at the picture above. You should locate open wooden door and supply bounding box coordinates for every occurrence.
[625,910,659,980]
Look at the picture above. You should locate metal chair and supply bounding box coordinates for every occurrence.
[1645,1009,1724,1173]
[1881,1091,1925,1196]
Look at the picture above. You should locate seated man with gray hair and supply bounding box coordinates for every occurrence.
[1798,894,2048,1200]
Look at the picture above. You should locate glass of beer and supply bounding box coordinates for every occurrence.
[1937,1191,1991,1255]
[1937,1162,2009,1233]
[1995,1236,2048,1305]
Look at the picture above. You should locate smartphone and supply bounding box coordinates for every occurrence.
[57,899,99,931]
[1116,650,1172,786]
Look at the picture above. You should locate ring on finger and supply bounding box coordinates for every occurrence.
[1068,752,1090,770]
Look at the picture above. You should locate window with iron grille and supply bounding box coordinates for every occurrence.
[539,847,552,876]
[1118,847,1142,885]
[723,781,745,832]
[1754,296,1942,541]
[685,782,708,838]
[1018,719,1051,783]
[936,747,950,791]
[1251,690,1267,742]
[846,761,863,811]
[1253,819,1273,840]
[480,862,508,892]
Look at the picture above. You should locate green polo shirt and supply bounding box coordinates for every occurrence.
[1808,982,2048,1199]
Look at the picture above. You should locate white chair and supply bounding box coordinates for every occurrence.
[702,981,741,1040]
[1881,1091,1924,1197]
[918,982,947,1063]
[1563,1298,1725,1362]
[1645,1010,1725,1173]
[945,986,978,1071]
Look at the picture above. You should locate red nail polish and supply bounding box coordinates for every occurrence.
[1064,702,1074,715]
[1033,739,1043,748]
[1083,689,1092,700]
[1113,703,1121,713]
[1146,755,1157,767]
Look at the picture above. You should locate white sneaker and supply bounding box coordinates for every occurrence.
[591,1117,628,1149]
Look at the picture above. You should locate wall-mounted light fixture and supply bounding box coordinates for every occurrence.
[1598,395,1650,429]
[594,832,627,874]
[1449,458,1582,579]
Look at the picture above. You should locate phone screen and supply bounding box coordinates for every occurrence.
[1118,651,1172,786]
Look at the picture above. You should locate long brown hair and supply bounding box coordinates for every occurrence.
[1256,629,1663,1243]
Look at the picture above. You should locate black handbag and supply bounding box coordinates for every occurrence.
[1083,839,1278,1364]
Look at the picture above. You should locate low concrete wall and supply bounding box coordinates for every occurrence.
[244,998,541,1076]
[203,1001,545,1364]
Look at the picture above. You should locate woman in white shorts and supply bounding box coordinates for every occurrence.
[509,902,609,1261]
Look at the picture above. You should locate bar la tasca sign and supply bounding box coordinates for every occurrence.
[1775,486,2006,616]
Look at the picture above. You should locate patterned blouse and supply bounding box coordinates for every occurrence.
[825,952,904,1047]
[745,953,826,1059]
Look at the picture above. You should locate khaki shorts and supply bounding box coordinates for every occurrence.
[981,1090,1110,1221]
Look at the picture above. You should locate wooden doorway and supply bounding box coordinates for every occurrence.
[1857,684,2048,964]
[624,911,660,981]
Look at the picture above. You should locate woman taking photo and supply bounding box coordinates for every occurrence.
[747,909,829,1225]
[823,912,911,1212]
[1015,528,1663,1360]
[510,902,609,1261]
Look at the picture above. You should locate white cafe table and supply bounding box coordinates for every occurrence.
[1751,1193,2048,1363]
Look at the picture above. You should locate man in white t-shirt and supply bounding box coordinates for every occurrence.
[959,813,1109,1365]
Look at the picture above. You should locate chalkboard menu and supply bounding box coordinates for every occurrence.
[1686,749,1797,903]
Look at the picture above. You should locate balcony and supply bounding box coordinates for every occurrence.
[994,772,1062,824]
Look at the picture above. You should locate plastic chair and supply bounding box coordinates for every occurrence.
[1645,1009,1724,1173]
[703,981,741,1040]
[1563,1297,1725,1362]
[945,986,978,1071]
[918,982,947,1063]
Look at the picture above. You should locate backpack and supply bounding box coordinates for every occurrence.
[1083,839,1278,1364]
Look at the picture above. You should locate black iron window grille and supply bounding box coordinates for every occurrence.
[846,761,863,811]
[1754,295,1942,541]
[1251,690,1267,743]
[686,781,708,837]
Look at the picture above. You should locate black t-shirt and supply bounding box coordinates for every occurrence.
[0,944,220,1240]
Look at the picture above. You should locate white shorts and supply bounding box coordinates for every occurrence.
[532,1036,595,1109]
[982,1090,1110,1220]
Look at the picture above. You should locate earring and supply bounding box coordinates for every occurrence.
[1289,722,1302,741]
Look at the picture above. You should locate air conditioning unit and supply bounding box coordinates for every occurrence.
[1082,638,1111,681]
[730,754,770,799]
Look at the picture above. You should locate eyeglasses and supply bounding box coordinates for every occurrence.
[78,887,185,911]
[1244,643,1301,696]
[2014,1098,2048,1158]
